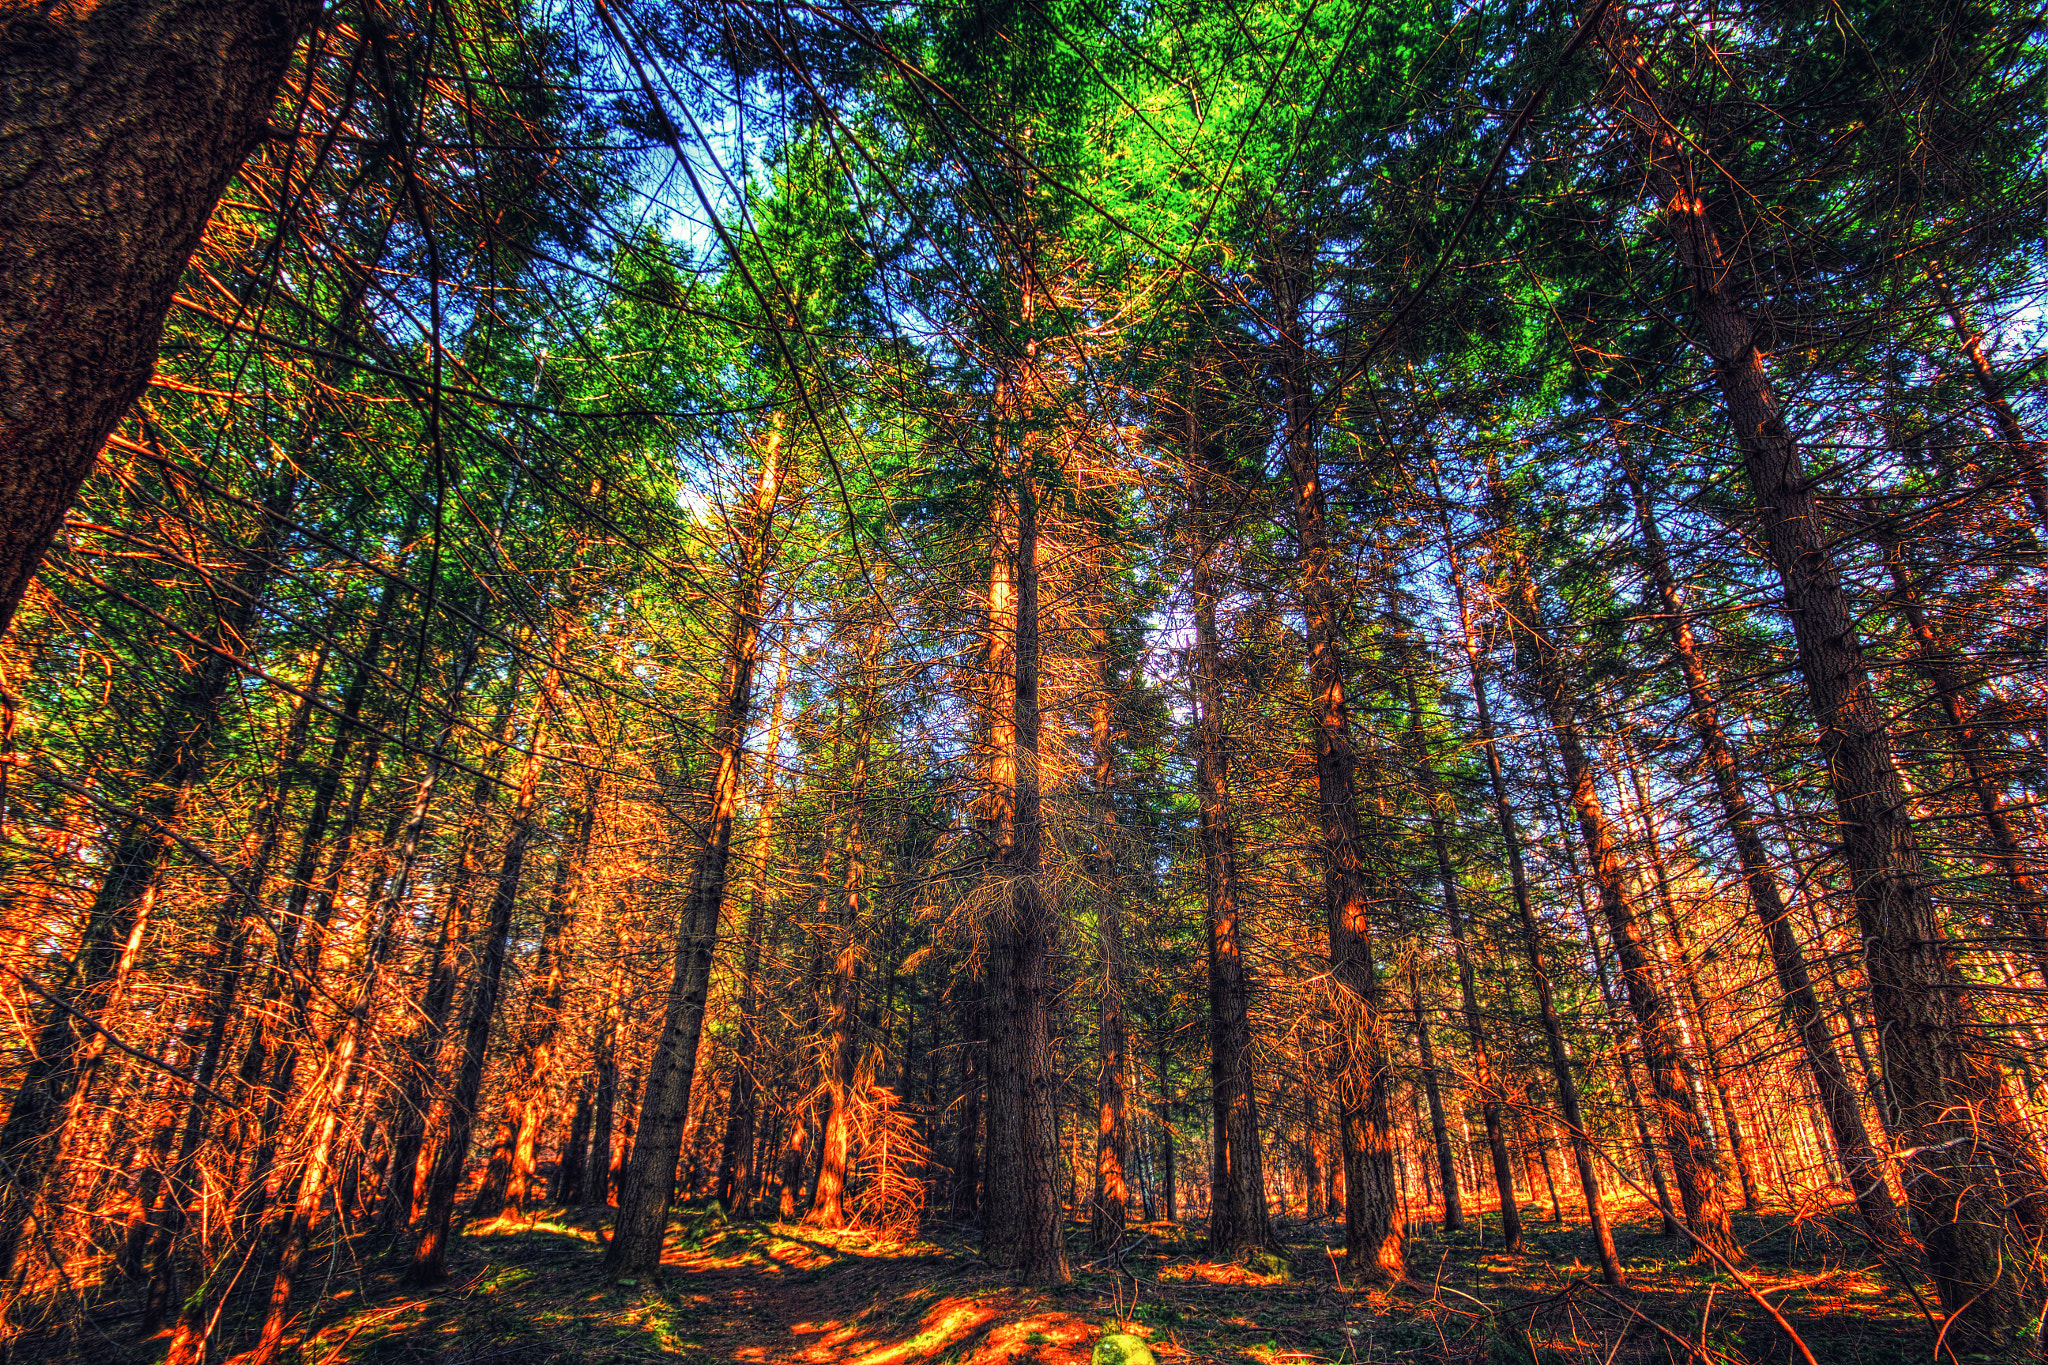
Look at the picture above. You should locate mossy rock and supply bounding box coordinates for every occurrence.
[1092,1333,1157,1365]
[1248,1249,1294,1282]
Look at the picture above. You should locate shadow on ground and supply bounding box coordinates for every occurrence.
[41,1200,1934,1363]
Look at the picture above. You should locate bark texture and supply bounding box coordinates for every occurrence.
[0,0,319,635]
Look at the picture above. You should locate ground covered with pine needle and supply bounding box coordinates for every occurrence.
[37,1201,1937,1364]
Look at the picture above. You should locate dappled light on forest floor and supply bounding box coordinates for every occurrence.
[95,1200,1935,1365]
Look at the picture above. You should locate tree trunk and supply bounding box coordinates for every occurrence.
[472,767,603,1222]
[605,417,784,1278]
[0,0,321,636]
[1874,524,2048,983]
[1184,373,1270,1259]
[243,844,416,1365]
[1157,1030,1177,1224]
[124,638,327,1322]
[1407,965,1461,1236]
[370,632,512,1232]
[582,954,626,1207]
[165,636,484,1362]
[1089,573,1130,1253]
[1608,723,1760,1215]
[1618,450,1908,1255]
[716,636,794,1212]
[983,469,1069,1284]
[1500,543,1738,1264]
[1428,514,1536,1254]
[1265,242,1401,1284]
[950,973,983,1218]
[809,624,883,1229]
[1599,10,2047,1343]
[1925,261,2048,536]
[406,627,566,1283]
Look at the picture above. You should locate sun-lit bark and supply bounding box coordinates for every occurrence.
[606,416,785,1277]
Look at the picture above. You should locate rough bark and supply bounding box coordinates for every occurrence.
[983,470,1069,1284]
[0,0,320,636]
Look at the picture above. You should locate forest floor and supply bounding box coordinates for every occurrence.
[56,1199,1937,1364]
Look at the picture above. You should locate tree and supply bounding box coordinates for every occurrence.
[0,0,320,636]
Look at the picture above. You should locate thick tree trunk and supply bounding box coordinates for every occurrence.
[605,418,783,1277]
[0,0,320,636]
[1599,10,2048,1344]
[556,1082,594,1206]
[983,471,1069,1284]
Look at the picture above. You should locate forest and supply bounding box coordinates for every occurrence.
[2,0,2047,1361]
